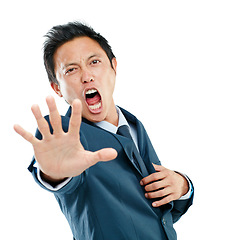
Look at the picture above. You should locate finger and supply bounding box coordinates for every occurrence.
[152,194,173,207]
[46,96,62,135]
[93,148,118,162]
[13,124,39,145]
[140,172,166,186]
[31,104,51,139]
[145,186,172,199]
[144,179,168,192]
[85,148,118,166]
[152,164,165,172]
[69,99,82,138]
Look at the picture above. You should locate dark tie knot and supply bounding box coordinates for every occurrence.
[116,125,132,140]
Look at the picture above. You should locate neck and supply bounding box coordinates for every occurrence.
[104,102,119,126]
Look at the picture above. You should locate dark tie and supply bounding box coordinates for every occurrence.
[117,125,148,176]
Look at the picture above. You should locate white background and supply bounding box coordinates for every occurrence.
[1,0,239,239]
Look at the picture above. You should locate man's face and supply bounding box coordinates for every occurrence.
[53,37,117,124]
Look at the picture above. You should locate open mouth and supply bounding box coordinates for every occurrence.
[85,88,102,113]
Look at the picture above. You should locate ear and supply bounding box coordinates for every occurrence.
[111,58,117,74]
[51,82,63,97]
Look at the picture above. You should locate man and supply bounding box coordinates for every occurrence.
[14,22,194,240]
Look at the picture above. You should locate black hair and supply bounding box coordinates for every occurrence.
[43,21,116,84]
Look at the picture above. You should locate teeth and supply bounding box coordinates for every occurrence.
[86,89,97,95]
[89,101,102,110]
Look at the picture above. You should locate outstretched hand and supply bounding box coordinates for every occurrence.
[14,96,117,182]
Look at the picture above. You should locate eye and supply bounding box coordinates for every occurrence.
[91,59,100,65]
[65,67,77,75]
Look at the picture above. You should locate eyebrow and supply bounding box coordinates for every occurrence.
[62,62,78,70]
[88,54,101,60]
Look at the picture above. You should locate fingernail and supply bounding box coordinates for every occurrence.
[145,193,148,198]
[140,181,143,186]
[152,202,157,207]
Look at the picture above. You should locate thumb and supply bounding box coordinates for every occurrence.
[94,148,118,162]
[85,148,118,167]
[64,148,118,178]
[152,163,165,172]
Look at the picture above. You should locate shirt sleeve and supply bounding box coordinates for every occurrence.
[35,162,72,191]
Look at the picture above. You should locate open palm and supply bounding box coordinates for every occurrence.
[14,96,117,182]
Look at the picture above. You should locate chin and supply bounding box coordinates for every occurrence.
[84,111,106,123]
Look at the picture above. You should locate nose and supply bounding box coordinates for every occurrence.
[81,67,94,84]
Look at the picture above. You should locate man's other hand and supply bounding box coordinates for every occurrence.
[140,164,189,207]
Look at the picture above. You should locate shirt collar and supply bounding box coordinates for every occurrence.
[94,106,129,134]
